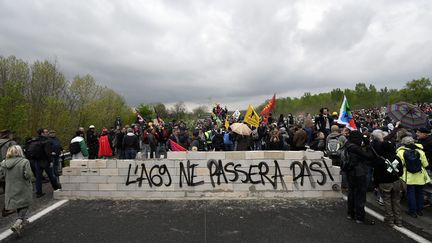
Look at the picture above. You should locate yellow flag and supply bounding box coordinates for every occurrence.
[243,105,260,128]
[224,116,229,130]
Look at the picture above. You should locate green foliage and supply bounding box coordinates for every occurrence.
[152,103,168,118]
[0,55,134,145]
[258,79,432,116]
[192,105,209,119]
[399,78,432,104]
[170,101,187,121]
[136,103,155,121]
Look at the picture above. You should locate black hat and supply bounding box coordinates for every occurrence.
[348,130,363,146]
[418,127,431,134]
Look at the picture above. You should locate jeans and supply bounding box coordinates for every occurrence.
[150,145,157,158]
[406,185,424,214]
[125,148,137,159]
[142,144,150,159]
[254,140,262,150]
[34,160,59,194]
[52,157,60,178]
[347,175,367,221]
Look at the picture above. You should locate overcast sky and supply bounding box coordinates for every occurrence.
[1,0,431,111]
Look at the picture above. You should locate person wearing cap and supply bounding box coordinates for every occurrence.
[86,125,98,159]
[331,111,339,121]
[416,127,432,168]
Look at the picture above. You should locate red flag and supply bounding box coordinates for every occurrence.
[135,109,144,123]
[169,139,187,151]
[260,94,276,116]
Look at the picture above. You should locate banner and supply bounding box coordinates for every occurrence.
[135,109,144,123]
[243,105,260,128]
[169,139,187,151]
[224,116,230,130]
[260,94,276,116]
[336,95,357,130]
[232,109,241,120]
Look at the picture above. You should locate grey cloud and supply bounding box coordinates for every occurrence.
[0,0,431,109]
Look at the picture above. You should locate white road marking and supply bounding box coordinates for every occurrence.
[343,195,431,243]
[0,199,68,241]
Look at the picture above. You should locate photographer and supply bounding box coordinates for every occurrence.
[345,130,376,225]
[370,130,403,227]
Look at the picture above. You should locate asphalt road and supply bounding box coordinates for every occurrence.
[3,199,419,243]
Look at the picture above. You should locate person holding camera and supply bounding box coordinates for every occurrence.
[370,129,403,227]
[345,130,376,225]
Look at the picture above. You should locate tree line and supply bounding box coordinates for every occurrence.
[257,79,432,116]
[1,55,431,146]
[0,55,133,145]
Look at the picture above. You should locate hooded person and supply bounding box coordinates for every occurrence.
[345,130,376,225]
[123,128,140,159]
[0,145,34,235]
[70,130,89,159]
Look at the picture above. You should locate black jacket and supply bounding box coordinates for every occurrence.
[346,142,374,177]
[418,135,432,165]
[370,140,403,184]
[48,137,62,158]
[315,114,333,134]
[123,133,140,151]
[30,136,52,164]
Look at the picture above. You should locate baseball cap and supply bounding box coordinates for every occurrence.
[89,125,95,129]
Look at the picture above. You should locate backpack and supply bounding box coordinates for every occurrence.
[25,139,44,160]
[326,135,341,157]
[403,148,422,173]
[69,142,81,155]
[339,144,353,172]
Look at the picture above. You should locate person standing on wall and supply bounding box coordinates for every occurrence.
[86,125,98,159]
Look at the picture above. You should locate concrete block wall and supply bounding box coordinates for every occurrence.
[54,150,341,200]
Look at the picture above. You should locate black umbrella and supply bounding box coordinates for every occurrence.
[387,102,428,129]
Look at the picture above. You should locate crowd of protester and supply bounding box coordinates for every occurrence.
[0,102,431,233]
